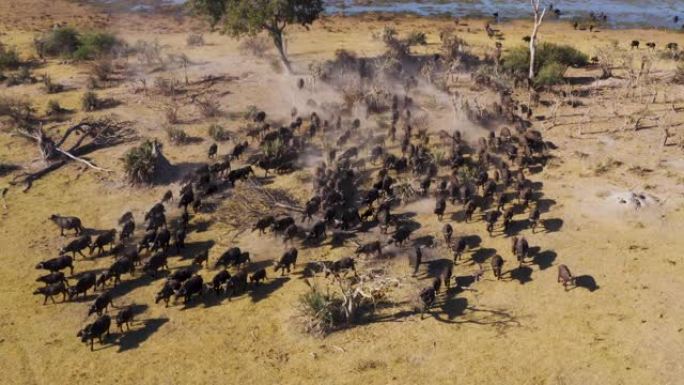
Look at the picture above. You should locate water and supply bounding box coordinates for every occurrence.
[113,0,684,28]
[324,0,684,28]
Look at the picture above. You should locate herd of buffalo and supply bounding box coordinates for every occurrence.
[33,85,586,350]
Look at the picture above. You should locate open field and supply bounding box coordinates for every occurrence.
[1,2,684,385]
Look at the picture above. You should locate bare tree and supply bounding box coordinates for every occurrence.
[528,0,547,83]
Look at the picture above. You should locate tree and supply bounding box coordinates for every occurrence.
[528,0,547,83]
[189,0,324,73]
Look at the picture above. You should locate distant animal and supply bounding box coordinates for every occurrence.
[512,236,529,266]
[419,287,436,319]
[69,272,97,300]
[557,264,575,289]
[35,255,74,275]
[169,267,194,283]
[440,264,453,290]
[485,210,501,235]
[529,205,541,232]
[115,307,135,332]
[176,275,204,304]
[491,255,504,280]
[155,279,181,306]
[253,215,275,234]
[50,214,83,236]
[250,268,267,285]
[211,269,231,295]
[451,237,467,263]
[60,235,91,258]
[274,248,298,275]
[442,223,453,245]
[324,257,357,278]
[88,291,113,316]
[77,314,111,351]
[120,220,135,241]
[227,166,254,186]
[162,190,173,203]
[33,281,68,305]
[215,247,243,269]
[151,228,171,253]
[192,250,209,268]
[388,226,412,246]
[208,143,218,159]
[143,252,169,277]
[174,227,186,251]
[355,241,382,258]
[36,271,68,286]
[138,230,157,253]
[90,230,116,256]
[434,197,446,220]
[631,40,640,49]
[645,42,656,50]
[464,200,477,222]
[225,270,248,300]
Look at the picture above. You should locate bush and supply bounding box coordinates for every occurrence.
[6,66,35,86]
[238,36,270,58]
[674,63,684,85]
[154,77,180,96]
[406,31,427,46]
[0,46,20,70]
[208,124,230,141]
[90,59,113,81]
[46,99,65,116]
[34,27,121,59]
[73,31,120,60]
[0,96,34,126]
[186,33,205,47]
[122,139,162,184]
[81,91,100,111]
[43,74,64,94]
[297,285,337,337]
[195,97,221,118]
[502,43,588,86]
[534,61,566,87]
[165,126,189,145]
[35,27,81,57]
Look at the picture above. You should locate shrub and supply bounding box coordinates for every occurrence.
[73,31,120,60]
[0,46,20,70]
[34,28,121,59]
[46,99,66,116]
[238,36,270,58]
[195,97,221,118]
[406,31,427,46]
[534,61,566,87]
[34,27,81,57]
[162,102,179,124]
[165,126,189,145]
[90,59,114,81]
[43,74,64,94]
[297,285,336,337]
[122,139,162,184]
[208,124,230,141]
[154,77,180,96]
[674,63,684,85]
[6,66,35,87]
[0,96,34,126]
[81,91,100,111]
[502,43,588,86]
[186,33,205,47]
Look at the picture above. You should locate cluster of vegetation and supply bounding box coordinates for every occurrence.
[5,66,36,87]
[208,123,230,141]
[502,43,588,86]
[186,33,205,47]
[674,63,684,85]
[0,44,21,71]
[34,27,123,60]
[164,126,190,145]
[81,91,101,111]
[43,74,64,94]
[121,139,162,184]
[46,99,67,116]
[0,96,34,127]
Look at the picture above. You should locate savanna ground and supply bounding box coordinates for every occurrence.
[1,1,684,385]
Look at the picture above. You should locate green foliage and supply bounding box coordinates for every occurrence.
[406,31,427,46]
[502,43,588,85]
[122,139,161,184]
[165,126,189,145]
[534,61,566,87]
[34,27,121,59]
[208,124,230,141]
[297,284,336,337]
[73,32,120,60]
[35,27,81,57]
[46,99,65,116]
[0,46,20,70]
[81,91,100,111]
